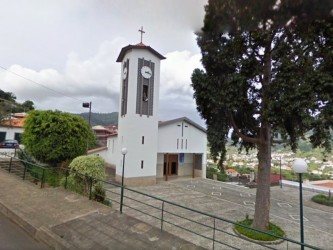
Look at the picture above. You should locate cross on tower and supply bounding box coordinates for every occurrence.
[138,26,145,43]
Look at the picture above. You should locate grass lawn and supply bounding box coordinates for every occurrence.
[234,217,285,242]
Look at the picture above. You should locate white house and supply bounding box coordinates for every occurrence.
[89,41,207,186]
[0,113,26,143]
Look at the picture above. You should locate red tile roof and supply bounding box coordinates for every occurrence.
[0,114,27,128]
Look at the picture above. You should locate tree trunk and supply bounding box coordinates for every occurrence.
[253,126,271,230]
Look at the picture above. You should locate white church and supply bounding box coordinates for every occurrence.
[92,39,207,186]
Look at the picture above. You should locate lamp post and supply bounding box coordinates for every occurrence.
[82,102,92,154]
[292,158,308,250]
[279,156,282,188]
[82,102,92,126]
[120,147,127,213]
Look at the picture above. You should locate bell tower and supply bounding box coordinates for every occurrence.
[115,34,166,186]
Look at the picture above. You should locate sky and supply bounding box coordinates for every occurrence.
[0,0,208,126]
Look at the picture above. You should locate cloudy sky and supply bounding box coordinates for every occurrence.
[0,0,208,126]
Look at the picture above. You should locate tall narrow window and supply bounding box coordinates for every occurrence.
[142,136,144,144]
[141,160,144,169]
[142,85,148,101]
[121,59,129,116]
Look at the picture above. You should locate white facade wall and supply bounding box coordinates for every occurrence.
[89,136,118,166]
[158,121,207,155]
[157,120,207,178]
[178,154,195,176]
[116,49,161,179]
[0,126,23,141]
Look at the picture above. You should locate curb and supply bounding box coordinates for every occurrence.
[36,226,74,250]
[0,201,73,250]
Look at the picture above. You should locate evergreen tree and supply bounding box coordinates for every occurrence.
[192,0,333,230]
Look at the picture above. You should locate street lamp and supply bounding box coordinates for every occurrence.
[120,147,127,213]
[82,102,92,154]
[279,156,282,188]
[292,158,308,250]
[82,102,92,126]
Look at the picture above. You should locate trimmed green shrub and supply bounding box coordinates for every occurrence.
[62,155,106,196]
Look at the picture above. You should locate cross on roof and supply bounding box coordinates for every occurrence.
[138,26,145,43]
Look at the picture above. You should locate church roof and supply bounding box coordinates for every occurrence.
[116,44,166,62]
[159,117,206,133]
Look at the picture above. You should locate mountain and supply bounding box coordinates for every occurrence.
[76,112,118,126]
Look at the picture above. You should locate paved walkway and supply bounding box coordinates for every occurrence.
[0,170,203,250]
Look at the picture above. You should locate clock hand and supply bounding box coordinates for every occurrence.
[145,71,151,75]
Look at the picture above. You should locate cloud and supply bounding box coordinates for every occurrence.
[0,39,205,126]
[0,39,125,112]
[158,50,205,125]
[161,50,203,95]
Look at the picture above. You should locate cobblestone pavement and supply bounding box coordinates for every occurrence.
[104,178,333,249]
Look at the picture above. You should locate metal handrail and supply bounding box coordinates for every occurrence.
[0,156,322,250]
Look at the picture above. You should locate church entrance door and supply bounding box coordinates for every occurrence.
[163,154,178,176]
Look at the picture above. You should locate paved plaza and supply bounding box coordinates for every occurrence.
[0,156,332,249]
[107,178,333,249]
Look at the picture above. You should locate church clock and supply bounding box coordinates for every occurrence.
[136,58,154,116]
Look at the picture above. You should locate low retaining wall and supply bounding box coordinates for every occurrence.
[282,180,332,194]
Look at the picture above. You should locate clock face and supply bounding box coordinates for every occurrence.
[123,67,128,80]
[141,66,152,79]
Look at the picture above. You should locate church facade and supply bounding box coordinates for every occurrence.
[92,42,207,186]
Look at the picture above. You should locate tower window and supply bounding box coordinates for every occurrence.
[141,160,144,169]
[142,85,148,101]
[142,136,144,144]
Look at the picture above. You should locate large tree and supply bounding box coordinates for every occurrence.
[192,0,333,230]
[23,110,95,165]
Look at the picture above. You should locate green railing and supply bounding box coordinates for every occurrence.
[0,155,322,250]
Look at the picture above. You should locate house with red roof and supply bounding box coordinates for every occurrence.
[0,113,27,143]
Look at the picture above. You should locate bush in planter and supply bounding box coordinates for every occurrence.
[61,175,84,194]
[206,167,218,179]
[206,167,229,181]
[92,182,112,206]
[217,172,229,181]
[235,215,285,242]
[62,155,106,196]
[312,194,333,207]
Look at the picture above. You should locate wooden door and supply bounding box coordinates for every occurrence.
[164,154,178,176]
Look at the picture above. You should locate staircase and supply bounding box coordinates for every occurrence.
[0,157,40,185]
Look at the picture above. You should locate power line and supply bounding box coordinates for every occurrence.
[0,65,84,102]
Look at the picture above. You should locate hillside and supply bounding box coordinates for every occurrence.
[76,112,118,126]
